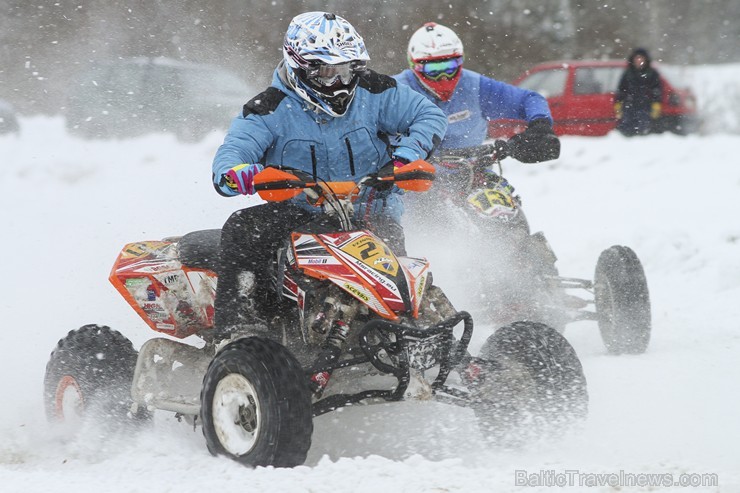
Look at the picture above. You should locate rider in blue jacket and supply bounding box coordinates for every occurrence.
[211,12,447,335]
[395,22,563,300]
[394,22,559,162]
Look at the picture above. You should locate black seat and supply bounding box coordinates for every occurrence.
[177,229,221,272]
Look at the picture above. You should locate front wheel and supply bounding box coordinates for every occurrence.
[594,245,651,354]
[200,337,313,467]
[468,321,588,443]
[43,324,146,430]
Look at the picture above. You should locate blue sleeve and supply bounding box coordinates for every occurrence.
[479,76,552,124]
[391,71,407,85]
[212,114,274,195]
[377,82,447,162]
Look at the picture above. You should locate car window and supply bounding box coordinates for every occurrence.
[574,67,622,94]
[68,65,107,105]
[146,66,183,101]
[81,63,147,109]
[108,63,148,95]
[574,68,601,94]
[517,69,567,98]
[602,67,623,92]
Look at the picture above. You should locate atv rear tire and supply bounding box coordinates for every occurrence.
[200,337,313,467]
[594,245,651,354]
[471,321,588,443]
[44,324,145,428]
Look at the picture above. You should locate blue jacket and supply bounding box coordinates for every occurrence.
[213,64,447,222]
[393,69,552,149]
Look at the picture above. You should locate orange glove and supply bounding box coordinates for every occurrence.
[614,102,623,119]
[651,102,662,119]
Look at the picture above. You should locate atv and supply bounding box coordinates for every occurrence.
[44,161,588,467]
[405,144,651,354]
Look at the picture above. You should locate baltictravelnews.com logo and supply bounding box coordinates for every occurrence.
[514,469,719,488]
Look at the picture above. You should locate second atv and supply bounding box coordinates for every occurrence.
[405,143,651,355]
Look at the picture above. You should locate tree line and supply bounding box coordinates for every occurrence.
[1,0,737,114]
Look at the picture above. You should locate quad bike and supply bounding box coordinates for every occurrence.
[44,160,588,468]
[405,144,651,355]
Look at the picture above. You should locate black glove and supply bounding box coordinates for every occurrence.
[475,140,509,169]
[385,156,410,169]
[507,118,561,163]
[373,156,410,191]
[492,140,510,160]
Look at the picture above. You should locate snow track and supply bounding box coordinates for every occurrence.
[1,115,738,492]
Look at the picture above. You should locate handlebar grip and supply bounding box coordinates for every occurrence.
[435,143,499,160]
[253,167,308,201]
[253,179,306,191]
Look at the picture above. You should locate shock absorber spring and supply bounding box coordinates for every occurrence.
[311,298,337,335]
[325,319,350,349]
[310,319,351,396]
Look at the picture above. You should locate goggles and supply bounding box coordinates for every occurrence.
[413,56,463,80]
[306,61,367,87]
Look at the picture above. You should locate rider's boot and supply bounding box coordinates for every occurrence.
[526,231,558,277]
[211,271,268,346]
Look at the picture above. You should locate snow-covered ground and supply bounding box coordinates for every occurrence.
[1,67,739,492]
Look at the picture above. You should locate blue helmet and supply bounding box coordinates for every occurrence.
[283,12,370,117]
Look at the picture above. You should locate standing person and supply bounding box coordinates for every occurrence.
[394,22,560,161]
[614,48,663,136]
[211,12,447,337]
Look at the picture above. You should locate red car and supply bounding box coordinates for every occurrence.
[488,60,699,138]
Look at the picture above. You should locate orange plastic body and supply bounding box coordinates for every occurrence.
[109,241,217,339]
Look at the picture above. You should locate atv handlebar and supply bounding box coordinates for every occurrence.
[252,160,436,203]
[430,143,510,185]
[435,143,502,162]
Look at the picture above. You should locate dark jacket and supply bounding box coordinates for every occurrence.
[616,48,662,111]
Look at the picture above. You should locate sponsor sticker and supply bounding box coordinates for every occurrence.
[341,234,398,276]
[306,258,329,264]
[125,277,150,287]
[343,282,370,302]
[468,188,517,218]
[121,241,169,258]
[448,110,472,123]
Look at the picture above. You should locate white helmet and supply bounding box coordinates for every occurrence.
[408,22,464,61]
[283,12,370,117]
[407,23,464,101]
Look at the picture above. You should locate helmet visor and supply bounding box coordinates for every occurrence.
[307,61,367,87]
[414,56,463,80]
